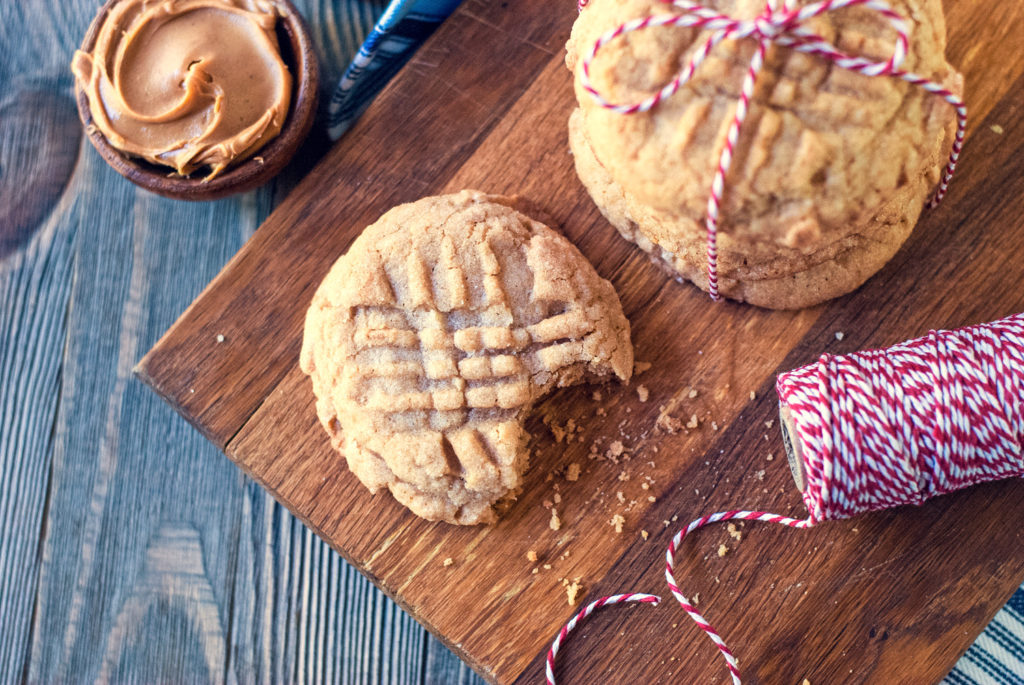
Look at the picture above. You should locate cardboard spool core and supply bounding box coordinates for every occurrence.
[779,404,807,493]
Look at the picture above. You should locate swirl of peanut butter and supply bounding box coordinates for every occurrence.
[72,0,292,179]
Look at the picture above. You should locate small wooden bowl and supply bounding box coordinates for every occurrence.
[74,0,319,201]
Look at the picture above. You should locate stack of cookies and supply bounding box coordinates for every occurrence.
[566,0,962,308]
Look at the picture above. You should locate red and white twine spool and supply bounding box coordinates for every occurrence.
[578,0,967,301]
[547,313,1024,684]
[779,314,1024,524]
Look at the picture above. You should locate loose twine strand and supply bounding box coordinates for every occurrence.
[547,313,1024,684]
[544,593,661,684]
[577,0,967,300]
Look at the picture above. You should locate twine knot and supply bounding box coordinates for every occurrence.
[578,0,965,301]
[750,7,796,39]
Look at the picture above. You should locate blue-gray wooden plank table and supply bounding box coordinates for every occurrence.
[0,0,483,681]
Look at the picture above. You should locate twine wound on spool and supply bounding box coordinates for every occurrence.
[547,313,1024,684]
[578,0,967,300]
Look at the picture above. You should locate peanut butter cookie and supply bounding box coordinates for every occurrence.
[566,0,962,309]
[300,191,632,524]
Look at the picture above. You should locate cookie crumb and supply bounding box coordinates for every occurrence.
[765,419,775,429]
[835,331,845,341]
[647,495,656,503]
[526,550,538,563]
[618,470,629,482]
[634,360,652,375]
[532,568,539,574]
[686,414,699,429]
[637,385,650,402]
[443,557,453,567]
[641,530,649,540]
[717,544,728,557]
[991,124,1004,135]
[656,410,682,434]
[727,523,742,540]
[544,563,552,570]
[608,440,625,458]
[592,390,603,402]
[565,463,581,481]
[641,482,650,490]
[215,334,225,343]
[711,421,719,431]
[616,491,626,503]
[549,508,562,531]
[550,422,567,443]
[610,513,625,533]
[567,581,583,605]
[802,680,811,685]
[749,390,756,400]
[767,453,774,461]
[691,593,699,606]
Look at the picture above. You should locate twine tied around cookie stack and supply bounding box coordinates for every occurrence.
[546,313,1024,684]
[578,0,967,301]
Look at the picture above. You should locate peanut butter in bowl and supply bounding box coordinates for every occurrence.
[72,0,293,180]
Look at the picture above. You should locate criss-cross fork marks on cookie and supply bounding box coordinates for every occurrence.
[352,305,597,429]
[344,230,602,434]
[302,191,633,523]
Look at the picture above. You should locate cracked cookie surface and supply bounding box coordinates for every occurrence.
[566,0,962,308]
[300,190,633,524]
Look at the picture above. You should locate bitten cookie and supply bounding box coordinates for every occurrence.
[566,0,963,309]
[300,191,633,524]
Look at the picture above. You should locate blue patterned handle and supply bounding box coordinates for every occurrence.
[327,0,461,138]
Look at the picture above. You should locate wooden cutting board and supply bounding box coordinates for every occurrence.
[136,1,1024,682]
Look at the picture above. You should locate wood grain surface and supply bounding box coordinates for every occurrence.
[135,0,1024,683]
[0,0,482,682]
